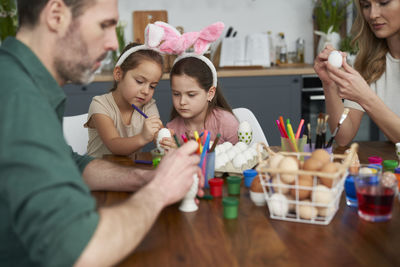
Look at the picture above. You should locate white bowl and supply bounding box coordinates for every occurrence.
[250,191,266,206]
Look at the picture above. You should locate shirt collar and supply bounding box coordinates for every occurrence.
[1,37,66,111]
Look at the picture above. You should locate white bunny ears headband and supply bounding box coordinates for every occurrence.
[116,21,225,87]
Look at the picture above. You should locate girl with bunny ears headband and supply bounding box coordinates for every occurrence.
[154,22,239,150]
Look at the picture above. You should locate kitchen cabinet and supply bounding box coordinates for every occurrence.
[63,75,302,146]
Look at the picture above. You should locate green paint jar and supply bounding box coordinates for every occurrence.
[227,176,242,195]
[222,197,239,219]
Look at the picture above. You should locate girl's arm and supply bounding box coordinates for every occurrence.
[326,59,400,144]
[91,114,162,155]
[314,45,363,146]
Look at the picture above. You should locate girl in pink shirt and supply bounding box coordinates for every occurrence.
[161,55,239,150]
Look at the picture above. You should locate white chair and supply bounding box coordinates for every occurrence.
[63,113,89,155]
[233,107,269,146]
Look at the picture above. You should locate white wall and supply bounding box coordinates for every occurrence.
[118,0,316,64]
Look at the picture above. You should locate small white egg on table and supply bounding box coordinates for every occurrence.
[268,193,289,217]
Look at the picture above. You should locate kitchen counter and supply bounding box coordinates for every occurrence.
[93,64,316,82]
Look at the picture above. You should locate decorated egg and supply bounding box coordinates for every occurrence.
[238,121,253,144]
[328,50,343,68]
[156,128,171,154]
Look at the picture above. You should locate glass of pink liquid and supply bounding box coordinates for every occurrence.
[354,172,397,222]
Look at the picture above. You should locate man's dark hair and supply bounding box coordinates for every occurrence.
[17,0,95,28]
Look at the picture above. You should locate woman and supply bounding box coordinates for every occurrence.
[314,0,400,146]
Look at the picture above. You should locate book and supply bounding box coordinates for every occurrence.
[219,33,271,67]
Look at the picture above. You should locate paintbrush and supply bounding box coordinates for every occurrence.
[307,123,312,149]
[325,108,350,148]
[321,114,329,148]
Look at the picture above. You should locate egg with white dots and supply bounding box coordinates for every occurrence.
[328,50,343,68]
[156,128,171,154]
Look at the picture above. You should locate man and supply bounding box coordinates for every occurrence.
[0,0,203,266]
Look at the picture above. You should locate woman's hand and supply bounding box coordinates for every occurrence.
[314,45,337,87]
[141,115,163,143]
[326,57,373,105]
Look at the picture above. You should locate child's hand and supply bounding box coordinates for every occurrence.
[160,137,177,153]
[141,115,163,143]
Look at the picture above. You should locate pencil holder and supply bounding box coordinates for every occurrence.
[281,136,307,152]
[204,152,215,189]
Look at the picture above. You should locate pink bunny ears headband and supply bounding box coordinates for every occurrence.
[116,21,225,87]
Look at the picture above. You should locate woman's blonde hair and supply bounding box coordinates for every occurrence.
[351,0,388,84]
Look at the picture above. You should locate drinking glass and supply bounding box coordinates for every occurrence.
[354,171,397,222]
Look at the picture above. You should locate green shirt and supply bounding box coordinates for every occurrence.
[0,37,99,266]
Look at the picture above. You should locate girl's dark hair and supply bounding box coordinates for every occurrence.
[18,0,95,28]
[169,57,233,120]
[110,43,164,91]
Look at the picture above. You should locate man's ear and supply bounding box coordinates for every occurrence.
[207,86,216,102]
[42,0,71,33]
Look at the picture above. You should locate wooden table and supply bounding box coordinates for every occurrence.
[93,141,400,267]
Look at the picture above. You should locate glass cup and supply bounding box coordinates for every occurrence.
[354,171,397,222]
[281,136,307,152]
[346,164,381,208]
[204,152,215,189]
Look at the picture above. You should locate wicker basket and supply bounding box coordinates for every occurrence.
[255,143,358,225]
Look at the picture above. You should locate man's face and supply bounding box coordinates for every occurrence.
[54,0,119,84]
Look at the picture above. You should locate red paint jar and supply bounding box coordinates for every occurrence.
[209,178,224,197]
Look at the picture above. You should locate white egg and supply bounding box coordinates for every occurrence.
[268,193,289,217]
[214,145,224,155]
[328,50,343,68]
[156,128,171,154]
[215,158,225,169]
[226,149,237,161]
[247,147,257,157]
[233,154,246,169]
[243,150,254,162]
[312,185,333,205]
[235,141,248,152]
[223,142,233,151]
[218,153,230,165]
[299,201,318,220]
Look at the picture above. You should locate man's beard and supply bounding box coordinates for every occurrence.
[54,20,106,85]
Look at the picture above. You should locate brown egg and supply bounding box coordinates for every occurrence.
[303,157,324,171]
[278,156,299,184]
[311,149,331,165]
[290,175,313,200]
[250,176,264,193]
[319,162,338,188]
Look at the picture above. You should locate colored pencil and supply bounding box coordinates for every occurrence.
[199,132,211,168]
[173,134,181,147]
[131,104,148,119]
[276,120,285,137]
[181,134,188,143]
[295,119,305,139]
[287,123,298,152]
[134,160,153,165]
[279,116,288,138]
[209,133,221,152]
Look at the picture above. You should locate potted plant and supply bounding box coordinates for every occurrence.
[340,34,358,66]
[313,0,351,54]
[0,0,18,43]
